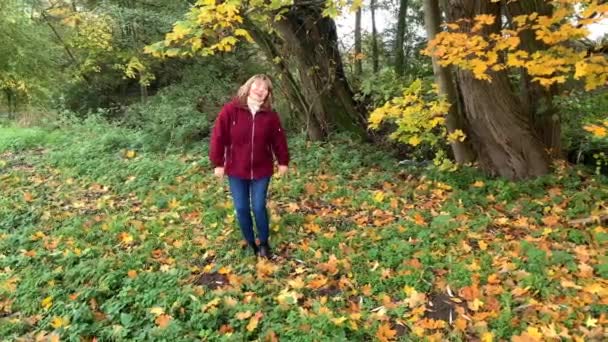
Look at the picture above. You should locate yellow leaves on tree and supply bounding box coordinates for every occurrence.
[584,121,608,138]
[368,79,457,167]
[145,0,254,58]
[423,0,608,90]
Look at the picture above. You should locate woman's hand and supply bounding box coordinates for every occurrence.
[214,167,225,179]
[278,165,288,177]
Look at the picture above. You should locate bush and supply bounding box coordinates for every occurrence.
[557,89,608,173]
[120,63,241,151]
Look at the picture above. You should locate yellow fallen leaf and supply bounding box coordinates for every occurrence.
[41,296,53,310]
[223,296,238,307]
[246,311,263,332]
[236,311,252,320]
[331,316,347,325]
[585,316,598,328]
[50,316,69,329]
[373,191,385,203]
[150,307,164,316]
[472,181,485,187]
[288,277,305,289]
[478,240,488,250]
[125,150,136,159]
[481,332,493,342]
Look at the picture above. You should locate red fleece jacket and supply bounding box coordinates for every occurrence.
[209,100,290,179]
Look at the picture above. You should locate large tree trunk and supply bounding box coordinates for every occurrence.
[395,0,408,76]
[370,0,379,73]
[423,0,475,164]
[447,0,550,179]
[244,17,325,140]
[355,8,363,75]
[506,0,562,158]
[273,5,368,139]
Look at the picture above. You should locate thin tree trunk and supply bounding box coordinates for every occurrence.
[370,0,379,73]
[447,0,549,179]
[423,0,475,164]
[140,84,148,104]
[40,9,92,84]
[395,0,408,76]
[506,0,562,158]
[355,8,363,75]
[274,6,368,139]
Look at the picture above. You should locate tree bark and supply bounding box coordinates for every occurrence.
[423,0,475,164]
[355,8,363,75]
[370,0,379,73]
[506,0,562,158]
[244,16,325,140]
[395,0,408,76]
[273,5,368,139]
[447,0,550,179]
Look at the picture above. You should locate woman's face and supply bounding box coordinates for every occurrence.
[249,80,269,102]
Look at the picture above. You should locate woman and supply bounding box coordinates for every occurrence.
[209,74,289,259]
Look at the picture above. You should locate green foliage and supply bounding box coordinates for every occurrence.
[354,68,407,111]
[0,125,606,340]
[0,0,63,112]
[556,89,608,173]
[120,62,243,151]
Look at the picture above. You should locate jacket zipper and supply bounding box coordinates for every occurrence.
[250,113,255,179]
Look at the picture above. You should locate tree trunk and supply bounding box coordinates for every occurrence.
[355,8,363,75]
[395,0,408,76]
[273,6,368,139]
[244,16,325,140]
[5,90,15,120]
[370,0,379,73]
[447,0,550,179]
[140,84,148,104]
[506,0,562,158]
[423,0,475,164]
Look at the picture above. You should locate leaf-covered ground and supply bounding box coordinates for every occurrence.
[0,124,606,341]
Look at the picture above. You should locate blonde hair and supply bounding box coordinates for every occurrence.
[236,74,273,110]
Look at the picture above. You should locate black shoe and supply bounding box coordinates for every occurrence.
[248,242,259,256]
[259,242,271,259]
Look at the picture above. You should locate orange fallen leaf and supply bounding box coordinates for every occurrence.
[219,324,233,334]
[307,275,328,289]
[23,192,34,202]
[155,314,172,328]
[413,213,426,225]
[542,215,560,227]
[376,322,397,342]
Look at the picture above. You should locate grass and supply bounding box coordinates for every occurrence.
[0,123,606,341]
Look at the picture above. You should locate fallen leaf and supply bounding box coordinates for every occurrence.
[376,322,397,342]
[149,307,164,316]
[155,314,172,328]
[41,296,52,310]
[50,316,69,329]
[236,311,252,320]
[246,311,263,332]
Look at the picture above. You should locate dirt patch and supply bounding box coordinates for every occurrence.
[315,284,341,297]
[424,293,463,323]
[193,272,229,290]
[393,322,409,337]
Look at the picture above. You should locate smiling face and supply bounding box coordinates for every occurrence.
[248,80,269,102]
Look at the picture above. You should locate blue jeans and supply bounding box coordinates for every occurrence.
[228,176,271,244]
